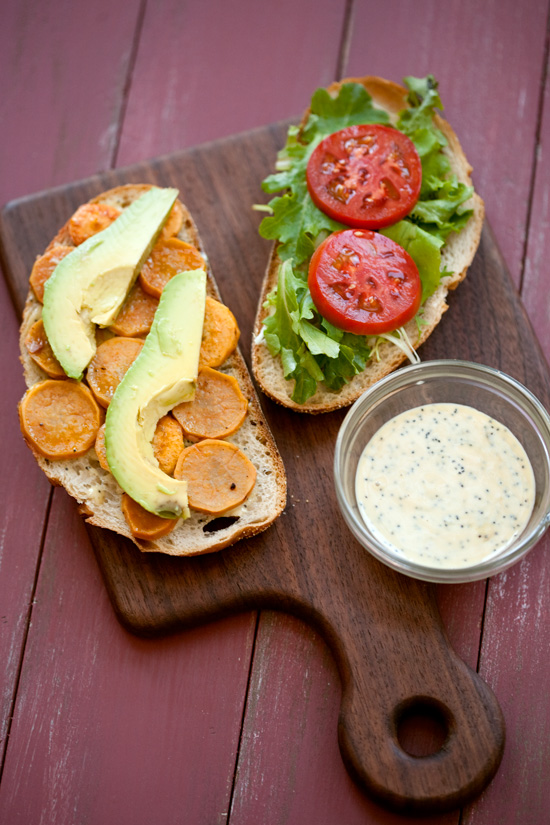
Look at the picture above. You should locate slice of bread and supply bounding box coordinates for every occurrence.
[19,184,286,555]
[252,76,485,413]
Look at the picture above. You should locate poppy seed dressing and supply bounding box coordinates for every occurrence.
[355,403,536,569]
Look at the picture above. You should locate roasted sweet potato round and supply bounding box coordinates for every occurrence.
[139,238,205,298]
[87,337,144,408]
[199,297,240,368]
[174,438,256,515]
[172,367,248,441]
[29,245,73,303]
[25,319,66,378]
[19,380,101,460]
[121,493,179,540]
[109,282,159,338]
[68,202,121,245]
[152,415,184,475]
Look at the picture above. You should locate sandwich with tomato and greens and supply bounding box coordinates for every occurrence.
[251,75,484,412]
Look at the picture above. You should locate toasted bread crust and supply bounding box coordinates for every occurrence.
[251,76,485,413]
[20,184,286,555]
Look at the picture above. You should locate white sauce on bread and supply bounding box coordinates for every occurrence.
[355,403,535,569]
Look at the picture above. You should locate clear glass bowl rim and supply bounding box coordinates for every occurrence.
[334,359,550,583]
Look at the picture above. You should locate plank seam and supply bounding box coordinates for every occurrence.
[0,487,54,783]
[110,0,148,169]
[519,1,550,295]
[476,577,491,676]
[455,579,490,824]
[226,610,261,824]
[335,0,355,81]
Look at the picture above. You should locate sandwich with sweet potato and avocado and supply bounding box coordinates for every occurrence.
[252,75,484,412]
[18,184,286,555]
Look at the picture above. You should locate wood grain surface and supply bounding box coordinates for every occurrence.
[5,120,550,812]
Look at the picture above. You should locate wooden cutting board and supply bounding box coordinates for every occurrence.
[4,122,549,815]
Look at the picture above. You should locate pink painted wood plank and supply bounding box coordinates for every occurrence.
[463,538,550,824]
[0,273,52,763]
[116,0,348,165]
[435,581,488,670]
[0,0,142,207]
[522,42,550,365]
[344,0,548,289]
[0,490,257,825]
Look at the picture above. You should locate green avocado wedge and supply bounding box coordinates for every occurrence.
[42,187,178,380]
[105,268,207,520]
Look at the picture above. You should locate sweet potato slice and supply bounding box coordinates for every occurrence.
[172,367,248,441]
[139,238,205,298]
[86,337,144,408]
[199,297,240,368]
[94,423,110,471]
[152,415,184,475]
[160,200,184,240]
[29,245,73,303]
[109,282,159,337]
[174,439,256,515]
[19,380,101,460]
[121,493,179,540]
[25,319,66,378]
[95,415,183,475]
[68,202,121,245]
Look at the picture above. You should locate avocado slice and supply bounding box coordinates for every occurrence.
[105,268,207,519]
[42,187,178,380]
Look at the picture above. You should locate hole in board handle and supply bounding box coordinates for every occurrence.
[394,697,453,758]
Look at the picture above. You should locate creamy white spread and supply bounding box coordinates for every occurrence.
[355,403,536,569]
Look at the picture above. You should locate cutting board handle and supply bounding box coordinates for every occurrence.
[310,567,505,814]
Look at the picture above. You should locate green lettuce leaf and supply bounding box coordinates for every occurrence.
[261,260,371,403]
[259,191,343,265]
[302,83,390,141]
[409,176,473,241]
[381,220,443,301]
[398,75,445,136]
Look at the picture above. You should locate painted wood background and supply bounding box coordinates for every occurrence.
[0,1,549,823]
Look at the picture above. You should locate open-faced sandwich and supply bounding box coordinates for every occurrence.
[252,75,484,412]
[18,184,286,555]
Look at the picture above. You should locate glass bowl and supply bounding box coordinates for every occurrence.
[334,360,550,583]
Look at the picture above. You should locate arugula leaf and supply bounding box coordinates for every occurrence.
[398,75,445,136]
[397,77,474,244]
[302,83,390,141]
[261,127,311,196]
[259,192,343,266]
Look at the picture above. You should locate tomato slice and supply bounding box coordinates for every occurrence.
[306,124,422,229]
[308,229,422,335]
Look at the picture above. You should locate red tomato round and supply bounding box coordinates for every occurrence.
[306,124,422,229]
[308,229,422,335]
